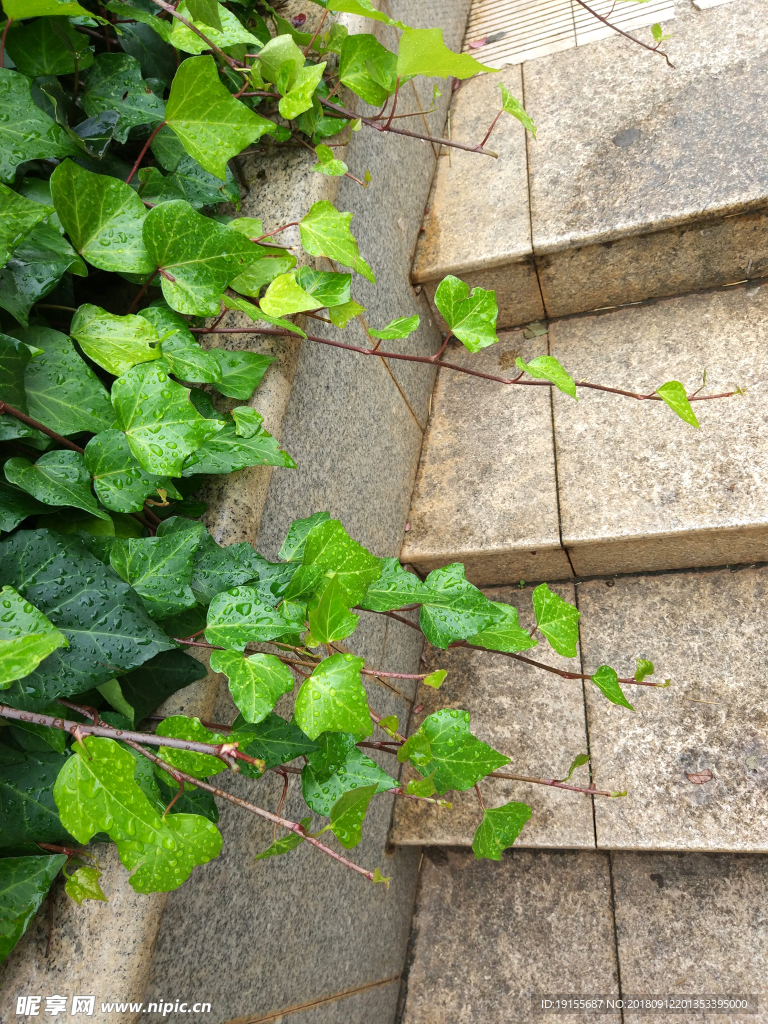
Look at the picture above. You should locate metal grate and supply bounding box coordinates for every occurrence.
[463,0,676,66]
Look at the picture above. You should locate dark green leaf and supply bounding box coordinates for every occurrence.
[112,649,207,726]
[396,729,432,768]
[294,266,351,308]
[302,518,381,605]
[85,430,180,515]
[467,600,537,653]
[531,583,580,658]
[305,731,357,782]
[0,854,67,965]
[434,275,498,352]
[302,747,395,817]
[0,752,74,848]
[5,17,93,78]
[283,563,324,602]
[155,772,218,821]
[234,712,317,770]
[300,201,375,283]
[591,665,634,710]
[139,155,241,210]
[656,381,699,428]
[416,708,510,794]
[209,649,294,724]
[293,652,372,741]
[0,334,48,448]
[0,227,87,329]
[210,348,273,400]
[82,52,166,144]
[0,70,79,185]
[279,511,330,562]
[254,817,310,860]
[181,421,295,475]
[472,801,532,860]
[110,529,201,619]
[358,557,433,612]
[117,21,176,86]
[189,533,260,604]
[515,355,576,400]
[0,183,51,267]
[327,782,376,848]
[205,585,292,651]
[0,482,50,533]
[5,452,110,521]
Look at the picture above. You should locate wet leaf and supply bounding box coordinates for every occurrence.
[4,452,110,521]
[234,713,317,770]
[293,652,373,741]
[254,817,310,860]
[300,201,375,283]
[515,355,576,399]
[339,32,397,106]
[472,801,532,860]
[181,422,295,475]
[302,518,381,605]
[307,575,359,644]
[407,708,509,794]
[419,564,498,649]
[64,865,108,906]
[327,782,377,848]
[0,751,73,847]
[358,557,433,612]
[205,585,292,651]
[591,665,634,710]
[0,854,67,965]
[499,82,536,138]
[85,430,180,515]
[0,183,51,267]
[279,62,326,121]
[154,715,229,778]
[434,275,498,352]
[169,1,260,53]
[110,529,201,619]
[302,748,395,817]
[0,585,68,690]
[279,512,331,563]
[313,144,348,177]
[0,70,79,185]
[209,650,294,724]
[368,315,419,341]
[531,583,580,658]
[71,304,161,377]
[468,600,537,653]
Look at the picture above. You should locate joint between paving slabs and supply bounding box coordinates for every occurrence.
[521,61,549,320]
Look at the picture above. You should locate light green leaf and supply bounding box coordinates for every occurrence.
[656,380,699,428]
[422,669,446,689]
[0,183,51,267]
[326,0,409,30]
[0,222,87,329]
[327,782,376,849]
[279,62,326,120]
[406,772,436,798]
[397,27,497,79]
[293,652,373,741]
[112,362,225,476]
[64,865,108,906]
[591,665,634,710]
[0,586,68,689]
[0,855,67,966]
[205,585,292,651]
[417,708,509,794]
[313,144,348,177]
[472,801,532,860]
[307,576,359,644]
[209,649,294,724]
[499,82,536,138]
[515,355,576,400]
[184,0,222,31]
[143,200,264,316]
[358,557,434,612]
[0,70,79,185]
[229,247,297,297]
[221,292,307,338]
[328,298,365,328]
[300,201,375,283]
[141,305,223,384]
[165,55,276,180]
[260,272,319,317]
[105,1,173,41]
[3,0,93,16]
[377,715,399,738]
[279,511,331,562]
[531,583,580,658]
[5,17,93,78]
[82,53,165,143]
[302,518,382,605]
[154,715,228,777]
[70,304,161,377]
[303,748,395,816]
[635,658,654,683]
[254,817,311,860]
[4,452,110,521]
[110,530,201,619]
[53,735,222,893]
[85,430,180,514]
[468,600,538,653]
[50,160,153,274]
[397,728,432,768]
[169,1,260,54]
[180,421,295,475]
[368,315,419,341]
[434,275,498,352]
[339,33,397,106]
[419,564,497,649]
[231,406,264,437]
[559,753,590,782]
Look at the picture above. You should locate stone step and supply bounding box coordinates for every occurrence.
[412,0,768,329]
[399,848,767,1024]
[391,565,768,852]
[401,280,768,583]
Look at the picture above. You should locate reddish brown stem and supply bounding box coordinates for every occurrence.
[303,7,328,55]
[126,268,159,314]
[572,0,673,67]
[162,779,185,817]
[146,0,242,69]
[125,122,166,185]
[478,109,503,150]
[0,402,84,453]
[474,782,485,810]
[36,842,92,858]
[488,769,619,797]
[253,222,300,243]
[459,642,666,687]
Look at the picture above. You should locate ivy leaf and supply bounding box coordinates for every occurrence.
[307,576,359,644]
[143,201,264,316]
[0,752,73,848]
[559,753,590,782]
[472,801,532,860]
[0,228,87,330]
[0,854,67,964]
[261,272,321,318]
[0,482,50,533]
[110,530,201,619]
[325,0,409,30]
[368,315,419,341]
[531,583,580,658]
[0,70,79,185]
[139,157,240,211]
[299,201,375,283]
[112,363,225,476]
[53,735,222,893]
[591,665,634,710]
[188,532,261,604]
[3,0,94,17]
[313,144,348,177]
[231,406,264,437]
[0,586,68,691]
[221,292,307,338]
[406,771,437,798]
[82,53,165,143]
[422,669,446,689]
[165,56,276,180]
[419,564,497,649]
[181,421,295,476]
[205,585,292,651]
[64,865,108,906]
[635,658,654,683]
[50,161,153,274]
[327,783,377,848]
[20,327,111,437]
[515,355,576,400]
[169,2,260,53]
[70,305,161,377]
[279,512,331,562]
[499,82,536,139]
[0,183,51,267]
[339,33,397,106]
[279,62,327,120]
[229,248,297,297]
[108,649,207,727]
[140,306,222,385]
[396,729,432,768]
[154,715,229,777]
[434,275,498,352]
[302,518,382,605]
[209,348,274,400]
[4,452,110,522]
[5,17,93,78]
[154,772,218,821]
[0,530,174,710]
[295,267,351,309]
[85,430,179,515]
[106,1,173,42]
[302,748,395,817]
[254,817,310,860]
[209,650,294,724]
[358,557,433,612]
[397,27,498,79]
[235,712,317,769]
[468,601,538,653]
[0,334,48,448]
[417,708,510,794]
[293,652,373,741]
[258,33,304,87]
[656,381,699,428]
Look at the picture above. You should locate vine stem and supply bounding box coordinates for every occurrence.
[457,641,666,687]
[487,770,621,797]
[123,740,378,882]
[146,0,243,69]
[303,7,328,55]
[572,0,673,67]
[125,121,166,185]
[0,401,84,453]
[0,704,265,770]
[189,328,738,405]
